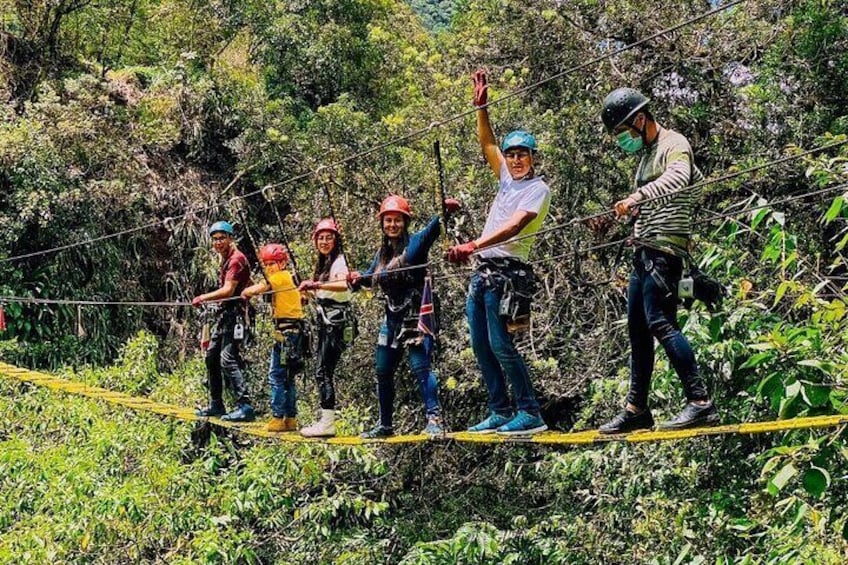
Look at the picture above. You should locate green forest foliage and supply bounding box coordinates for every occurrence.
[1,0,848,562]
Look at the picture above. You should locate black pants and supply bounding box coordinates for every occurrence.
[627,248,708,408]
[205,311,251,406]
[315,321,345,410]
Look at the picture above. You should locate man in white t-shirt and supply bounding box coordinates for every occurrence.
[447,69,550,436]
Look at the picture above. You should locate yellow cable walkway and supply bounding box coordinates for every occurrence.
[2,361,847,446]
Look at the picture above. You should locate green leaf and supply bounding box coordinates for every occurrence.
[836,231,848,252]
[823,195,844,224]
[763,375,786,409]
[751,207,770,230]
[802,466,830,498]
[768,462,798,496]
[797,359,835,375]
[801,383,832,408]
[779,386,802,419]
[774,281,791,306]
[740,351,774,370]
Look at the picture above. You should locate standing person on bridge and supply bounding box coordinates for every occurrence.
[447,69,551,437]
[297,218,354,438]
[348,194,460,439]
[241,243,306,432]
[192,220,255,422]
[598,87,719,434]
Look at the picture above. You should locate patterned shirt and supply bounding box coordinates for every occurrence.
[633,126,704,240]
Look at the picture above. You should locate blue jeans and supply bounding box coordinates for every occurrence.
[268,332,303,418]
[627,248,708,409]
[374,316,440,428]
[466,272,540,416]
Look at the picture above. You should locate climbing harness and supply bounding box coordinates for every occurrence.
[477,257,538,333]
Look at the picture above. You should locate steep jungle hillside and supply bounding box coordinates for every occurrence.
[1,0,848,563]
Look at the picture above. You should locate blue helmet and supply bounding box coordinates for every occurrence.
[501,130,538,153]
[208,220,234,236]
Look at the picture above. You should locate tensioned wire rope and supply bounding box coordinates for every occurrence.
[2,180,845,306]
[0,0,749,266]
[465,138,848,259]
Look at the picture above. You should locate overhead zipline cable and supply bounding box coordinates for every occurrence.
[2,182,844,306]
[0,0,749,265]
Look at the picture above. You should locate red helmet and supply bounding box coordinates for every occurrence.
[258,243,288,264]
[377,194,412,219]
[312,218,340,242]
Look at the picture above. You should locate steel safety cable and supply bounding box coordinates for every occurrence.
[469,138,848,257]
[2,184,843,306]
[0,0,749,266]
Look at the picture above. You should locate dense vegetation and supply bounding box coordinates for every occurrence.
[1,0,847,562]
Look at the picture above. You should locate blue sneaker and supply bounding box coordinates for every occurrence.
[496,411,547,436]
[467,412,512,434]
[221,403,256,422]
[422,415,446,437]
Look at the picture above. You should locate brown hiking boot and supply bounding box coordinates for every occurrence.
[267,417,288,432]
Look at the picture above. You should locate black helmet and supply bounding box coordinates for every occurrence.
[601,88,650,133]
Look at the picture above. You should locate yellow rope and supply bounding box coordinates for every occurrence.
[2,361,847,446]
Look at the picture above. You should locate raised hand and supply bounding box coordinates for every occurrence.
[472,69,488,108]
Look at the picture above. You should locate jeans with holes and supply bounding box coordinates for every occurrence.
[626,247,708,409]
[374,315,440,428]
[315,321,344,410]
[269,332,303,418]
[466,272,540,416]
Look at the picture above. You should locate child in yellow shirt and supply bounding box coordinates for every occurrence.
[241,244,306,432]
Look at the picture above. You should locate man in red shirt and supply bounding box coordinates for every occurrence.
[192,220,255,422]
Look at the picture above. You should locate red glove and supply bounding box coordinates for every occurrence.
[472,69,488,107]
[447,241,478,264]
[298,280,321,292]
[444,198,461,216]
[191,296,204,308]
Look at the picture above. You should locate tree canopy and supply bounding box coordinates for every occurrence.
[1,0,847,562]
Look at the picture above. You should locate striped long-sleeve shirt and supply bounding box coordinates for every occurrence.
[633,126,703,242]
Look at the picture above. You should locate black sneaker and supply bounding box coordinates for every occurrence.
[598,409,654,434]
[221,403,256,423]
[195,401,226,418]
[657,402,719,430]
[360,424,394,439]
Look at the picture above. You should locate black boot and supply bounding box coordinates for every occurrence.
[195,400,226,417]
[599,408,654,434]
[657,402,719,430]
[360,424,394,439]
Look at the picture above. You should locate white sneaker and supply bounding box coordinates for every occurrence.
[300,409,336,437]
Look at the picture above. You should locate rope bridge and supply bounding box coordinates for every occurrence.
[3,361,846,446]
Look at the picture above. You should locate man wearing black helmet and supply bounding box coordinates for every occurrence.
[191,220,256,423]
[598,88,718,433]
[447,69,551,436]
